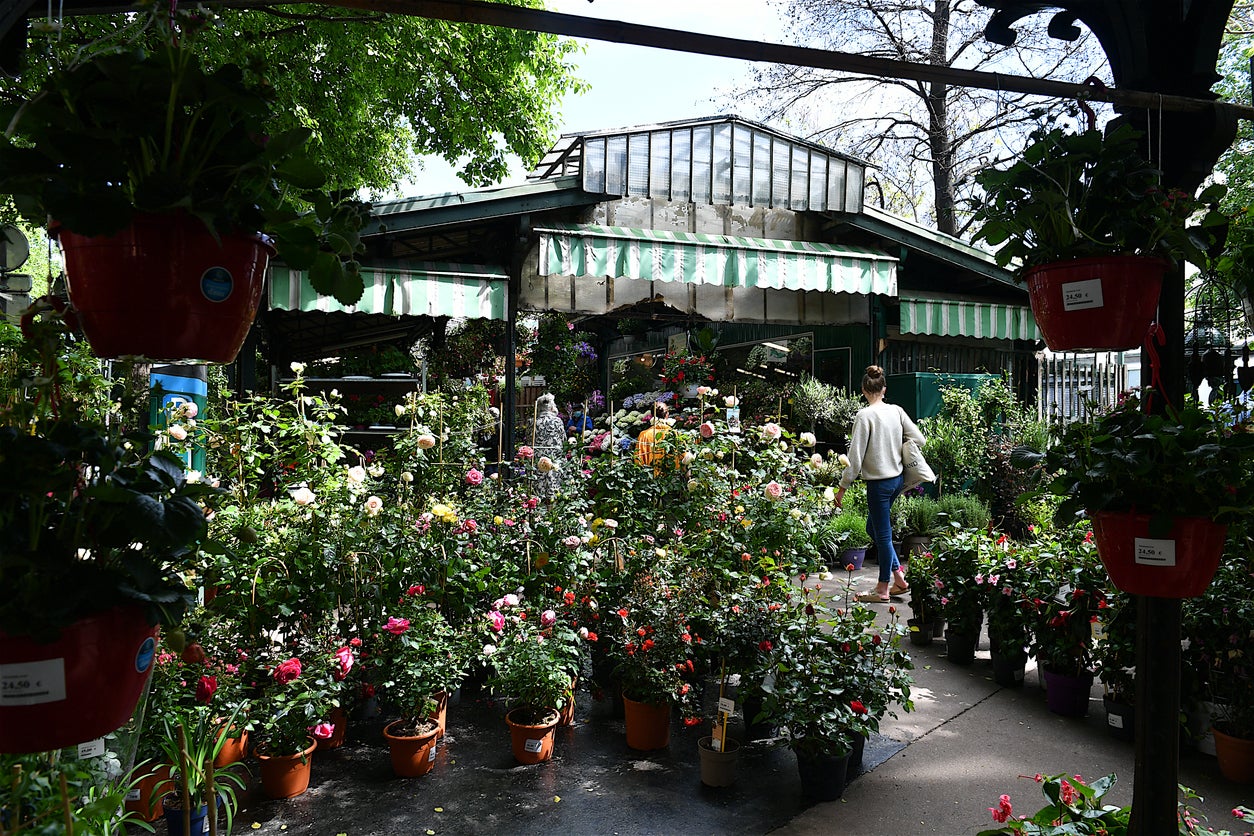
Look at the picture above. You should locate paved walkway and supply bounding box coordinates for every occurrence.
[224,566,1251,836]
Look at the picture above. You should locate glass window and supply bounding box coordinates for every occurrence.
[772,138,790,207]
[583,138,606,194]
[791,146,809,211]
[732,124,752,205]
[845,162,864,213]
[827,158,847,212]
[692,125,713,205]
[752,130,771,205]
[627,133,650,196]
[810,155,828,211]
[650,130,672,200]
[712,122,732,204]
[606,136,627,195]
[671,129,692,201]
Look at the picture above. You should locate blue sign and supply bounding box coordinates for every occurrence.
[135,636,156,674]
[201,267,234,303]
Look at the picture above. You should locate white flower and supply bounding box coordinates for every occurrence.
[537,456,558,473]
[167,424,188,442]
[416,434,436,450]
[185,470,202,484]
[823,486,836,502]
[290,361,306,375]
[810,453,824,468]
[838,454,850,467]
[710,389,719,396]
[818,571,833,581]
[724,395,738,407]
[482,644,497,656]
[579,627,589,639]
[347,465,367,485]
[364,495,384,517]
[799,431,816,447]
[681,451,696,465]
[789,508,803,519]
[687,479,700,492]
[504,593,520,607]
[394,404,406,417]
[291,487,316,506]
[401,471,414,483]
[368,465,384,477]
[779,441,788,452]
[696,386,712,396]
[763,422,782,440]
[603,519,618,529]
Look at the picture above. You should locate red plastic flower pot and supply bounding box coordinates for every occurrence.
[0,606,158,754]
[1023,256,1166,352]
[1090,511,1227,598]
[56,213,272,364]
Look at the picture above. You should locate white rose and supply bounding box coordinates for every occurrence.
[291,487,316,506]
[401,471,414,483]
[763,422,782,440]
[681,451,696,465]
[394,404,406,417]
[368,465,384,477]
[724,395,738,407]
[810,453,824,468]
[482,644,497,656]
[838,454,850,467]
[537,456,557,473]
[364,495,384,517]
[603,519,618,529]
[290,361,306,375]
[185,470,202,484]
[687,479,700,492]
[823,486,836,502]
[167,424,188,442]
[800,432,816,447]
[417,434,436,450]
[347,465,367,485]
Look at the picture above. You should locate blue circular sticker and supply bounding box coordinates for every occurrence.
[201,267,234,303]
[135,636,156,674]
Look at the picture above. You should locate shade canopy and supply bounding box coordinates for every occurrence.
[270,262,508,320]
[899,295,1040,342]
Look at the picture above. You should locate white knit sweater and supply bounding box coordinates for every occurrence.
[839,402,926,487]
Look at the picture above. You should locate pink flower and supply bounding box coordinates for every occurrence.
[764,481,783,501]
[333,646,354,680]
[311,722,335,740]
[763,422,782,440]
[541,609,557,627]
[699,422,715,439]
[940,596,950,605]
[406,584,425,596]
[975,573,984,584]
[384,617,410,635]
[934,579,944,589]
[466,468,484,486]
[562,535,582,549]
[517,446,535,459]
[989,793,1013,823]
[1006,559,1017,569]
[525,496,539,510]
[272,657,302,684]
[488,610,506,632]
[1060,779,1078,806]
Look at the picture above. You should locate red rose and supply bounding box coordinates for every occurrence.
[195,675,217,704]
[758,640,773,652]
[850,700,867,714]
[641,639,655,651]
[406,584,425,596]
[273,657,302,684]
[585,631,598,642]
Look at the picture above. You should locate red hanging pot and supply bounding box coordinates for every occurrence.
[1023,255,1166,352]
[0,606,158,753]
[1090,511,1227,598]
[56,213,272,364]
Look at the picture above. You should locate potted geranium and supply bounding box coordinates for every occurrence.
[0,3,368,363]
[1015,393,1254,598]
[973,121,1227,351]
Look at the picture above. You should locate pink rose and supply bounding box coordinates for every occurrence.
[763,422,782,440]
[273,657,302,685]
[517,446,535,460]
[488,610,506,632]
[764,481,783,500]
[541,610,557,627]
[466,468,484,486]
[384,616,410,635]
[311,722,335,740]
[699,422,715,439]
[333,646,354,680]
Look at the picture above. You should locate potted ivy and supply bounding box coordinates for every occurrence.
[0,3,368,363]
[973,122,1226,352]
[1015,393,1254,598]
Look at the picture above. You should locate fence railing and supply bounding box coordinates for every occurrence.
[1037,355,1127,424]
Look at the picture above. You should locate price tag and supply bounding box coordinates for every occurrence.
[125,788,141,802]
[1061,278,1104,311]
[428,744,438,762]
[717,697,735,716]
[1107,712,1124,729]
[0,658,67,706]
[710,737,722,752]
[1134,538,1176,567]
[524,738,544,753]
[78,738,105,758]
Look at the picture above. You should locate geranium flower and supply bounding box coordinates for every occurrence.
[195,675,217,704]
[384,616,411,635]
[273,657,302,684]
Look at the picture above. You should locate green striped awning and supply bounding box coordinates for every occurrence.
[270,263,508,320]
[538,223,897,296]
[900,296,1040,341]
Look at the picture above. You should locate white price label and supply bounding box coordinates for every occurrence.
[77,738,105,758]
[524,738,544,753]
[709,737,722,752]
[125,788,141,802]
[718,697,735,716]
[428,744,438,762]
[0,658,67,706]
[1134,537,1176,567]
[1108,712,1125,730]
[1061,278,1105,312]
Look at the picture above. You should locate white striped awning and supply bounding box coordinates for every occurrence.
[270,263,508,320]
[537,223,897,296]
[900,296,1040,341]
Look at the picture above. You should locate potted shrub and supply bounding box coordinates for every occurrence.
[894,494,942,558]
[903,550,943,644]
[828,510,872,569]
[249,647,337,798]
[153,705,248,836]
[973,121,1227,352]
[930,529,987,665]
[1016,393,1254,598]
[0,4,368,363]
[978,547,1036,688]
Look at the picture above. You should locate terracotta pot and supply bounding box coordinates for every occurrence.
[213,723,249,768]
[505,706,559,764]
[56,213,272,364]
[0,605,158,753]
[558,690,576,727]
[124,762,172,822]
[1090,512,1226,598]
[383,719,440,778]
[622,693,671,751]
[316,707,348,751]
[428,691,449,738]
[256,738,317,799]
[1213,727,1254,784]
[1023,255,1166,352]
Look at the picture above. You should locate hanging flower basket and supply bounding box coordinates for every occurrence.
[1023,256,1165,352]
[1089,511,1227,598]
[0,606,158,754]
[57,213,272,364]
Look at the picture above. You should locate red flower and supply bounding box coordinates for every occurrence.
[872,634,882,646]
[758,640,773,652]
[349,637,363,647]
[636,627,647,637]
[641,639,656,652]
[273,657,302,685]
[678,683,690,695]
[333,646,354,681]
[564,591,576,605]
[406,584,425,596]
[680,633,692,643]
[989,794,1013,823]
[682,717,702,727]
[850,700,867,714]
[586,631,598,642]
[384,616,410,635]
[1060,779,1078,806]
[617,608,629,618]
[362,682,376,698]
[182,643,206,665]
[195,675,217,704]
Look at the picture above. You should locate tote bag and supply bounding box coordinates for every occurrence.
[901,438,935,491]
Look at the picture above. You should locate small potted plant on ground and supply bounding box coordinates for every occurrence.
[979,546,1036,688]
[1093,589,1136,741]
[248,647,337,798]
[894,494,943,559]
[903,551,943,645]
[154,705,248,836]
[973,120,1227,352]
[930,529,986,665]
[828,510,872,570]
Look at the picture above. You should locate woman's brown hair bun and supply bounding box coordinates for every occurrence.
[861,365,886,394]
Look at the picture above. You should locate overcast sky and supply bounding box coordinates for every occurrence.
[403,0,786,196]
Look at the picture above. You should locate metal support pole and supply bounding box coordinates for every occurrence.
[503,215,529,461]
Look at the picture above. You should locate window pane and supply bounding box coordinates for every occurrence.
[732,124,752,205]
[671,130,691,201]
[692,125,713,204]
[628,133,650,196]
[752,131,771,205]
[772,138,790,207]
[650,131,671,200]
[712,122,732,204]
[845,162,864,212]
[606,136,627,195]
[791,146,809,210]
[810,155,828,210]
[583,138,606,193]
[828,158,847,212]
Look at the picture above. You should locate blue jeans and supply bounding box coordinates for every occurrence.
[866,474,905,584]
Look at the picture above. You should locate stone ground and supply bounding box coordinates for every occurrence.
[174,566,1251,836]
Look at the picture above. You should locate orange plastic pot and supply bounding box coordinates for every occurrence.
[505,707,558,764]
[213,723,249,768]
[622,694,671,751]
[0,605,158,753]
[1214,728,1254,784]
[1023,256,1165,352]
[383,720,440,778]
[56,213,271,364]
[124,763,172,822]
[428,691,449,738]
[1090,512,1226,598]
[256,738,316,799]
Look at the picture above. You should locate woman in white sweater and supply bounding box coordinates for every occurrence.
[834,365,926,603]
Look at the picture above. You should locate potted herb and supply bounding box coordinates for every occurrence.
[0,4,368,363]
[1015,393,1254,598]
[972,121,1226,351]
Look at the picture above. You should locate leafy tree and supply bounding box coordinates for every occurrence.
[738,0,1104,235]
